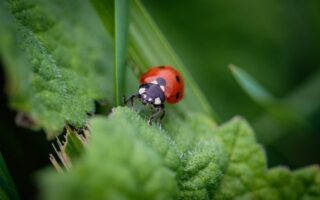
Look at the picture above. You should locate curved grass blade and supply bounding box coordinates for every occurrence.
[90,0,219,122]
[114,0,130,106]
[0,153,19,200]
[229,64,274,105]
[254,69,320,144]
[230,64,308,142]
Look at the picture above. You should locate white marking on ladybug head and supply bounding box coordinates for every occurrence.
[139,87,146,94]
[154,97,162,105]
[148,98,153,102]
[143,94,147,98]
[151,80,158,85]
[160,85,165,92]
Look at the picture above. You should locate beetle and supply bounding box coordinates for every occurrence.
[125,65,184,125]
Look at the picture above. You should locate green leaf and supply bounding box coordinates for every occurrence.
[0,153,19,200]
[114,0,130,106]
[0,0,113,137]
[212,117,268,199]
[90,0,220,122]
[171,114,226,199]
[39,107,320,200]
[213,117,320,200]
[40,107,180,200]
[260,166,320,199]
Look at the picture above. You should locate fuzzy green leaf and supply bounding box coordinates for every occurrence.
[212,118,268,199]
[0,0,113,137]
[39,107,320,200]
[258,166,320,200]
[213,117,320,200]
[40,108,180,200]
[171,114,226,199]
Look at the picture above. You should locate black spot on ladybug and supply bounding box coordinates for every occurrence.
[158,66,165,69]
[156,77,166,86]
[176,92,180,99]
[176,76,180,83]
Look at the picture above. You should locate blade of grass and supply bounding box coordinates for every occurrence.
[114,0,130,106]
[0,153,19,200]
[229,64,274,105]
[253,69,320,144]
[90,0,219,122]
[229,64,320,145]
[230,64,306,126]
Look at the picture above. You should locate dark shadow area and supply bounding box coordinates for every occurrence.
[0,61,51,199]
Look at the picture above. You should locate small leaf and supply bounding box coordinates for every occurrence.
[0,153,19,200]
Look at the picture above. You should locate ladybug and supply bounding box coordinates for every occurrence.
[125,65,184,125]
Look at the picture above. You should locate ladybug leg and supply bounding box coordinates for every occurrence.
[159,107,165,121]
[148,106,163,126]
[124,93,139,107]
[157,105,165,125]
[156,106,165,129]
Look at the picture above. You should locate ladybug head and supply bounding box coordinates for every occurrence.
[138,78,166,106]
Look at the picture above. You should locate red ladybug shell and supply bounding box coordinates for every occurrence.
[140,66,184,104]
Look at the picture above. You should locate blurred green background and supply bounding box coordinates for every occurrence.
[141,0,320,167]
[143,0,320,119]
[0,0,319,198]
